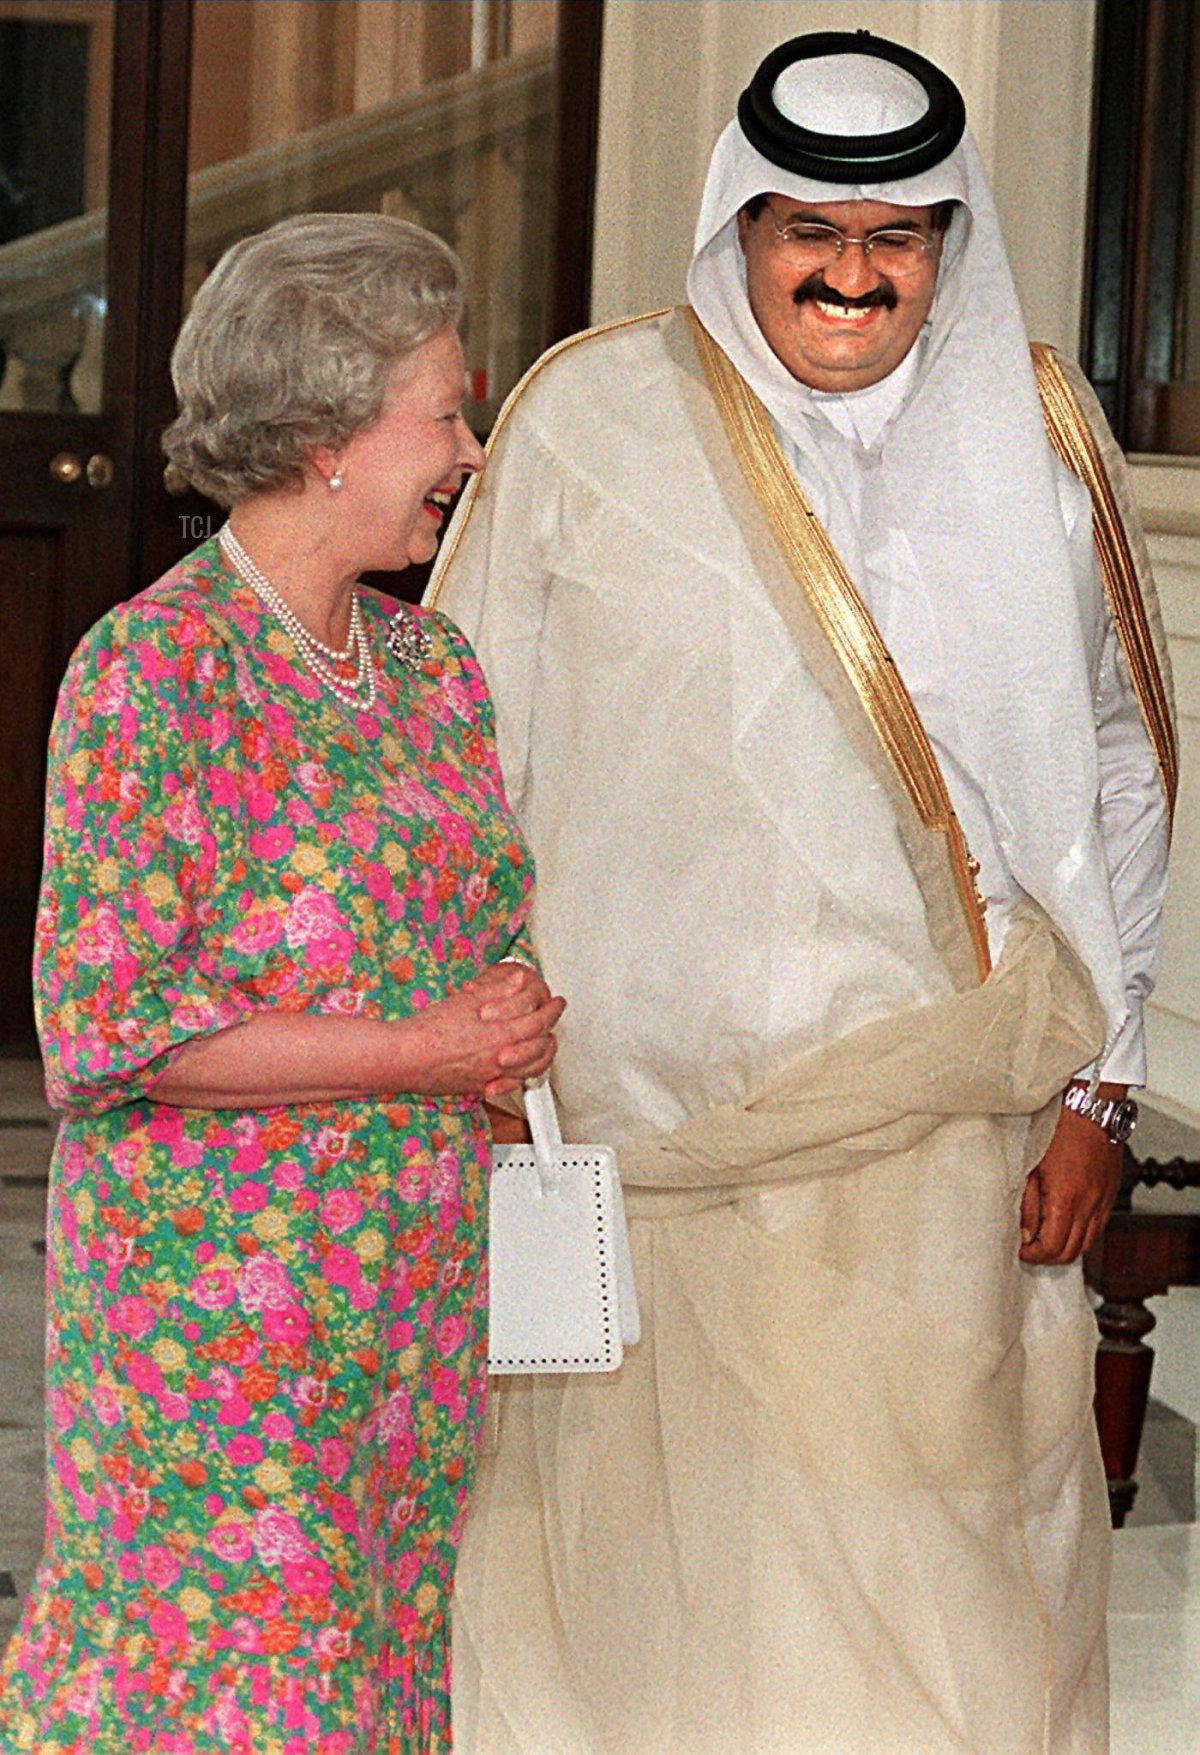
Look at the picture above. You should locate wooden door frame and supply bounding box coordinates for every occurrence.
[547,0,605,346]
[127,0,196,592]
[1083,0,1198,452]
[0,0,196,1051]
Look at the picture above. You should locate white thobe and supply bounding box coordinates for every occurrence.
[785,339,1167,1083]
[426,309,1132,1754]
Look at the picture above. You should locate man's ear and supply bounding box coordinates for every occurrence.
[736,207,751,251]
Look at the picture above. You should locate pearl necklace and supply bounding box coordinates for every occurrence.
[218,522,377,711]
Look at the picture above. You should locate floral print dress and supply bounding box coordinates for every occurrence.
[0,540,534,1755]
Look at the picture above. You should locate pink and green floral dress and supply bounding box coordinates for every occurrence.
[0,539,534,1754]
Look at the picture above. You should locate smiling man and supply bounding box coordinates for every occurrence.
[737,194,949,389]
[429,29,1174,1755]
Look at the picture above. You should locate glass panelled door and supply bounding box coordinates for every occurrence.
[0,0,600,1047]
[0,0,173,1048]
[160,0,565,597]
[183,0,560,436]
[0,0,111,416]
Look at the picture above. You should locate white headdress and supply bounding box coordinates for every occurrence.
[688,34,1127,1053]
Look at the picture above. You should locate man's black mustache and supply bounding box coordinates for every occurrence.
[793,275,898,312]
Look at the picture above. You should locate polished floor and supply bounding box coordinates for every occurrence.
[1111,1523,1200,1755]
[0,1060,1195,1751]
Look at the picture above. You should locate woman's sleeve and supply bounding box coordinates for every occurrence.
[35,604,253,1115]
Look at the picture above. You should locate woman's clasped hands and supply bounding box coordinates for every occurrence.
[413,962,565,1100]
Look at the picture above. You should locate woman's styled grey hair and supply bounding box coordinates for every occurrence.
[163,212,463,506]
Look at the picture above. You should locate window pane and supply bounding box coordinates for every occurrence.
[1087,0,1200,453]
[1131,0,1199,451]
[0,1,112,415]
[186,0,558,431]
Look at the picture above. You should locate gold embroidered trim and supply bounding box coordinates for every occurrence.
[685,308,991,984]
[1031,342,1178,831]
[426,308,675,608]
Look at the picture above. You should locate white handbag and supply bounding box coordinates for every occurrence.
[487,1080,640,1374]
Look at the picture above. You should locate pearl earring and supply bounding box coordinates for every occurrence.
[328,471,343,492]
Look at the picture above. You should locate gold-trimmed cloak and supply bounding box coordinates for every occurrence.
[426,308,1172,1754]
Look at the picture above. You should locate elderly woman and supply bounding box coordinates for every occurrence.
[0,213,562,1754]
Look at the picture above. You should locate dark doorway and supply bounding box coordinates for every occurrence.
[0,0,604,1050]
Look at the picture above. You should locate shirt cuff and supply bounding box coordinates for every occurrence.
[1095,999,1148,1088]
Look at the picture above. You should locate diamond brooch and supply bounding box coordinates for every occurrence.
[386,608,433,673]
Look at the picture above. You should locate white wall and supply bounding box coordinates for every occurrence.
[592,0,1200,1127]
[1132,462,1200,1126]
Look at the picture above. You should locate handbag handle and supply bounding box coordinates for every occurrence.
[524,1079,564,1190]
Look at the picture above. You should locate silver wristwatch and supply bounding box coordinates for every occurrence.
[1062,1082,1139,1146]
